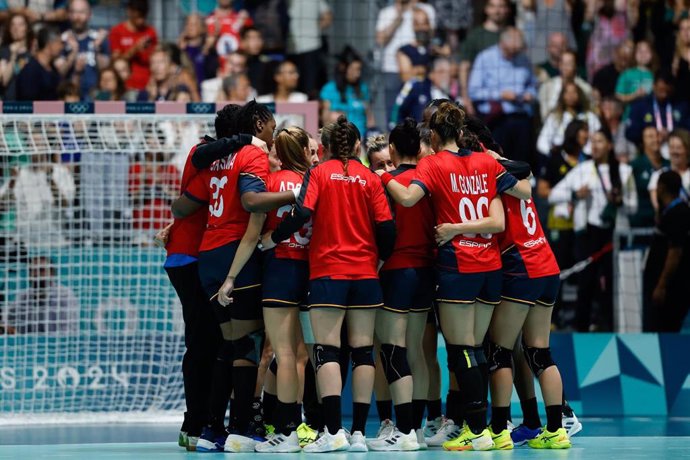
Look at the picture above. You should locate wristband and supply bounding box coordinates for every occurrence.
[381,172,394,187]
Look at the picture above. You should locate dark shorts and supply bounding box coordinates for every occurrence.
[502,274,560,307]
[380,267,435,313]
[262,250,309,308]
[436,269,502,306]
[308,277,383,310]
[197,241,262,322]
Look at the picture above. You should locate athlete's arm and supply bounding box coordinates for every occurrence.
[376,220,396,261]
[217,213,267,306]
[504,178,532,200]
[380,173,426,207]
[191,134,257,170]
[171,194,203,218]
[241,190,296,213]
[260,204,311,250]
[434,196,505,246]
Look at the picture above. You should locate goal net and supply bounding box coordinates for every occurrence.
[0,101,317,424]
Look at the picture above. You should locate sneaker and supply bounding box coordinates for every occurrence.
[247,419,267,439]
[255,430,301,453]
[264,424,275,438]
[187,435,199,452]
[368,428,420,451]
[303,428,350,453]
[415,428,428,450]
[510,424,541,446]
[348,430,368,452]
[376,419,396,439]
[507,420,516,432]
[195,426,227,452]
[296,422,318,448]
[178,431,188,448]
[489,427,513,450]
[527,427,572,449]
[422,416,443,438]
[224,432,264,453]
[425,418,461,447]
[442,425,495,451]
[562,408,582,438]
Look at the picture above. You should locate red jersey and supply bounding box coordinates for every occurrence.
[205,9,252,66]
[412,150,517,274]
[109,22,158,90]
[185,145,269,252]
[166,144,207,257]
[499,195,560,278]
[382,164,435,271]
[301,159,392,280]
[265,169,310,261]
[129,162,180,230]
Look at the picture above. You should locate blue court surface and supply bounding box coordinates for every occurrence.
[1,419,689,459]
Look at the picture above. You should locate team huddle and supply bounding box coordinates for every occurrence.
[160,99,577,454]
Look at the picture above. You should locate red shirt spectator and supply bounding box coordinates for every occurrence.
[129,152,180,231]
[205,0,252,69]
[110,0,158,90]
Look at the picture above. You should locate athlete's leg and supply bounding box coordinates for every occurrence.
[373,338,393,423]
[407,311,428,430]
[347,308,378,435]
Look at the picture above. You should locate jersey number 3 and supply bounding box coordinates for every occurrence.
[209,176,228,218]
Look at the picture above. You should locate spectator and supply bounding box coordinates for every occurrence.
[522,0,576,69]
[110,0,158,91]
[375,0,436,121]
[178,13,215,89]
[286,0,332,99]
[535,31,568,82]
[3,0,67,26]
[615,39,656,107]
[592,39,633,101]
[648,129,690,209]
[468,27,538,164]
[248,0,289,55]
[643,170,690,332]
[630,0,677,67]
[56,0,109,101]
[319,46,375,138]
[2,256,80,334]
[240,25,272,95]
[204,0,252,69]
[93,66,126,101]
[672,17,690,104]
[458,0,510,115]
[538,81,601,158]
[625,70,690,146]
[538,49,593,119]
[586,0,631,80]
[428,0,473,54]
[549,128,637,331]
[200,50,246,102]
[144,46,178,101]
[600,96,636,160]
[0,12,33,100]
[391,57,451,124]
[159,42,200,101]
[365,134,394,171]
[57,80,79,102]
[15,26,63,101]
[397,7,433,83]
[630,126,669,227]
[218,71,253,102]
[112,56,132,86]
[256,59,307,103]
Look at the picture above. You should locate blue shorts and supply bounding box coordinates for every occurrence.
[501,274,560,307]
[308,277,383,310]
[262,250,309,308]
[436,269,502,306]
[197,241,262,322]
[380,267,435,313]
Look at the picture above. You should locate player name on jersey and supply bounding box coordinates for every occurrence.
[450,171,489,195]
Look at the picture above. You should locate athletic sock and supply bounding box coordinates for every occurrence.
[446,389,461,422]
[427,398,442,420]
[232,366,258,433]
[376,399,393,422]
[453,367,486,434]
[352,402,371,435]
[274,400,298,435]
[521,397,542,429]
[394,402,413,434]
[262,392,278,426]
[412,399,426,430]
[546,405,563,432]
[322,396,342,434]
[490,406,510,433]
[302,361,323,430]
[208,349,233,430]
[475,345,489,401]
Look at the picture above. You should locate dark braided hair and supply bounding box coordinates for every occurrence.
[332,115,361,176]
[215,104,242,139]
[235,100,274,136]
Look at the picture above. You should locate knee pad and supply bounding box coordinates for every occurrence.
[379,344,411,384]
[313,344,340,372]
[446,344,477,375]
[268,356,278,375]
[218,340,234,363]
[232,329,265,365]
[350,345,375,369]
[474,345,488,365]
[487,342,513,373]
[523,345,555,377]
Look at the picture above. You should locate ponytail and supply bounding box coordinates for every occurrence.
[333,115,361,176]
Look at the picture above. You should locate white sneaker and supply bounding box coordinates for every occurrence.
[369,428,420,451]
[348,430,368,452]
[563,410,583,438]
[425,418,461,447]
[224,433,260,452]
[255,430,301,453]
[303,428,350,453]
[507,420,515,433]
[415,428,428,450]
[422,416,443,438]
[376,419,396,439]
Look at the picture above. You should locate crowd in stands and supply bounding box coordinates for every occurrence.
[1,0,689,332]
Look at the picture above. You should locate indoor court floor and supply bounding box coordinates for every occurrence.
[1,418,689,459]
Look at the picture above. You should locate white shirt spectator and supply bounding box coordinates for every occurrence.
[256,92,308,103]
[537,110,601,156]
[287,0,331,54]
[376,2,436,73]
[538,76,592,119]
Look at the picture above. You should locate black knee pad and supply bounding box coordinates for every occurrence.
[313,344,340,372]
[523,345,555,377]
[379,343,411,384]
[488,342,513,373]
[268,356,278,375]
[474,345,488,365]
[218,340,234,363]
[446,344,477,374]
[350,345,375,369]
[232,329,265,365]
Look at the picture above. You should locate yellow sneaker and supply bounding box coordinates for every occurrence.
[527,427,571,449]
[442,424,495,451]
[489,427,513,450]
[296,422,317,448]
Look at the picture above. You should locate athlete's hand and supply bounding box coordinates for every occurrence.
[652,283,666,307]
[217,276,235,306]
[153,227,170,248]
[260,232,277,251]
[435,223,457,246]
[374,169,385,177]
[251,136,269,153]
[486,149,504,160]
[575,185,590,199]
